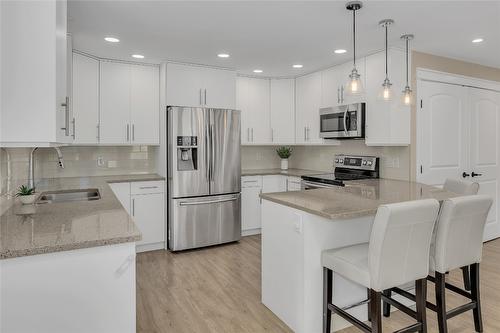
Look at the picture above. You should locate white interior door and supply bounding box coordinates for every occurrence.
[417,81,469,186]
[469,87,500,241]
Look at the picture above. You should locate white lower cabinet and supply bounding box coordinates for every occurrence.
[109,181,165,252]
[286,176,302,191]
[241,175,288,236]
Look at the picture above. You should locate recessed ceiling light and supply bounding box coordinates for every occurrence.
[132,54,145,59]
[218,53,230,58]
[104,37,120,43]
[334,49,347,54]
[472,38,484,43]
[253,69,263,73]
[293,64,303,69]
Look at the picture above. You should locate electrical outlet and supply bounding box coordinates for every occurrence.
[97,156,105,167]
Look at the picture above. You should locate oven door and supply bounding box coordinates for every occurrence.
[301,180,336,190]
[319,105,364,139]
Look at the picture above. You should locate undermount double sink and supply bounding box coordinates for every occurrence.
[36,188,101,204]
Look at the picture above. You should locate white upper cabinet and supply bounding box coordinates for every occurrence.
[0,0,70,145]
[237,77,271,144]
[321,60,366,108]
[100,62,160,145]
[364,49,410,145]
[72,53,99,144]
[295,72,323,144]
[270,79,295,144]
[131,65,160,144]
[166,63,236,109]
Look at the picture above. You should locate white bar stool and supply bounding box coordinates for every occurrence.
[443,178,479,290]
[322,199,440,333]
[385,195,492,333]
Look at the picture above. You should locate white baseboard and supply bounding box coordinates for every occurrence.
[136,242,166,253]
[242,228,261,237]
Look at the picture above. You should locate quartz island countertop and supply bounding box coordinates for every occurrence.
[260,178,457,220]
[0,174,165,259]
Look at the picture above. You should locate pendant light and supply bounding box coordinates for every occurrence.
[401,34,414,106]
[379,19,394,101]
[345,1,364,96]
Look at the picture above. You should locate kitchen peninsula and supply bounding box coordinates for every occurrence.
[260,178,456,333]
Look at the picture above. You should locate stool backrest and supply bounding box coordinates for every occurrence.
[443,178,479,195]
[369,199,440,291]
[433,195,492,273]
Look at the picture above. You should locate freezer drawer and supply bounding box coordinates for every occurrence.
[169,193,241,251]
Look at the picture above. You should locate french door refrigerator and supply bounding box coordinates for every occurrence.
[167,106,241,251]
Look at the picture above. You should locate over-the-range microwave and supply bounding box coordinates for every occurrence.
[319,102,365,139]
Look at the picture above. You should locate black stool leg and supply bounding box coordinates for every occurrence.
[370,289,382,333]
[415,278,428,333]
[462,266,471,291]
[367,289,372,321]
[323,267,333,333]
[435,272,448,333]
[382,290,392,317]
[471,263,483,332]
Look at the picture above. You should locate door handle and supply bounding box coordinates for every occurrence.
[472,172,483,177]
[462,172,470,178]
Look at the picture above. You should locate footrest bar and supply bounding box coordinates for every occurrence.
[329,303,371,333]
[446,301,477,319]
[393,322,422,333]
[341,298,370,311]
[381,294,417,320]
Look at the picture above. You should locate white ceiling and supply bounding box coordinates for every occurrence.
[68,1,500,77]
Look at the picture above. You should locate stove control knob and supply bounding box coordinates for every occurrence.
[362,160,367,165]
[367,161,373,166]
[335,159,339,163]
[339,159,344,164]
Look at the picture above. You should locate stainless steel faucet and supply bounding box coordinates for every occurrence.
[28,147,65,190]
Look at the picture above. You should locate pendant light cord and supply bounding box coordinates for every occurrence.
[353,8,356,68]
[385,25,388,79]
[405,37,409,86]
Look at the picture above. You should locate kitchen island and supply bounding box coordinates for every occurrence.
[0,174,163,333]
[260,179,456,333]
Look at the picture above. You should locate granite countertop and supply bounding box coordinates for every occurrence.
[242,168,322,177]
[0,174,165,260]
[260,178,457,220]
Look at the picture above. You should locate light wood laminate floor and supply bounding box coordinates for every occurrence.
[137,235,500,333]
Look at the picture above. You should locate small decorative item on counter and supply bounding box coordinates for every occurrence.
[15,185,38,205]
[276,146,293,170]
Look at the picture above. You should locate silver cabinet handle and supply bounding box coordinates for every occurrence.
[71,118,75,140]
[132,198,135,216]
[337,87,340,104]
[96,124,100,141]
[179,196,238,206]
[251,128,254,142]
[132,124,135,141]
[204,89,207,106]
[247,128,250,142]
[126,124,130,142]
[304,126,307,141]
[271,128,274,142]
[341,86,344,104]
[139,186,158,190]
[60,96,70,136]
[259,189,263,204]
[199,89,203,106]
[307,127,310,141]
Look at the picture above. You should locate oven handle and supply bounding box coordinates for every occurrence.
[301,180,334,190]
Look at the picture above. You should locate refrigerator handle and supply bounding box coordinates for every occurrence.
[205,122,210,181]
[210,123,215,181]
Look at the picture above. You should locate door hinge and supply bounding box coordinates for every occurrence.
[420,165,423,174]
[420,99,423,109]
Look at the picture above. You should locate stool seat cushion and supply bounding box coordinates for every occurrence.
[322,243,370,288]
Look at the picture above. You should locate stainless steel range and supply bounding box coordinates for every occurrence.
[301,154,379,189]
[167,106,241,251]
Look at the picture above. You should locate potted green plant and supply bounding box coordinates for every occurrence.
[16,185,37,205]
[276,146,293,170]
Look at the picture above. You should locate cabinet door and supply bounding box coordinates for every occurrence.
[109,182,131,215]
[55,0,70,143]
[241,187,262,231]
[72,53,99,144]
[295,72,322,144]
[131,193,165,246]
[262,175,287,193]
[321,66,343,108]
[287,177,302,191]
[131,65,160,145]
[270,79,295,144]
[202,67,236,109]
[100,61,131,144]
[166,63,204,107]
[236,77,271,144]
[365,49,409,146]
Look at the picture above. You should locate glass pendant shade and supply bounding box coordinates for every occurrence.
[401,86,413,106]
[346,67,364,96]
[378,19,394,102]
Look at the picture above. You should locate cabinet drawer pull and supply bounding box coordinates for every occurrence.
[139,186,158,190]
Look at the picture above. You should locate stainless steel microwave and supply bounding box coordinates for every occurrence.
[319,103,365,139]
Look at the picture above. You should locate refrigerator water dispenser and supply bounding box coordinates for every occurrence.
[177,136,198,171]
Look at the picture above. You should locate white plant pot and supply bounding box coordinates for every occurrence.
[281,158,289,170]
[19,194,37,205]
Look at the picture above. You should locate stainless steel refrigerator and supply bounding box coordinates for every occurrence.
[167,106,241,251]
